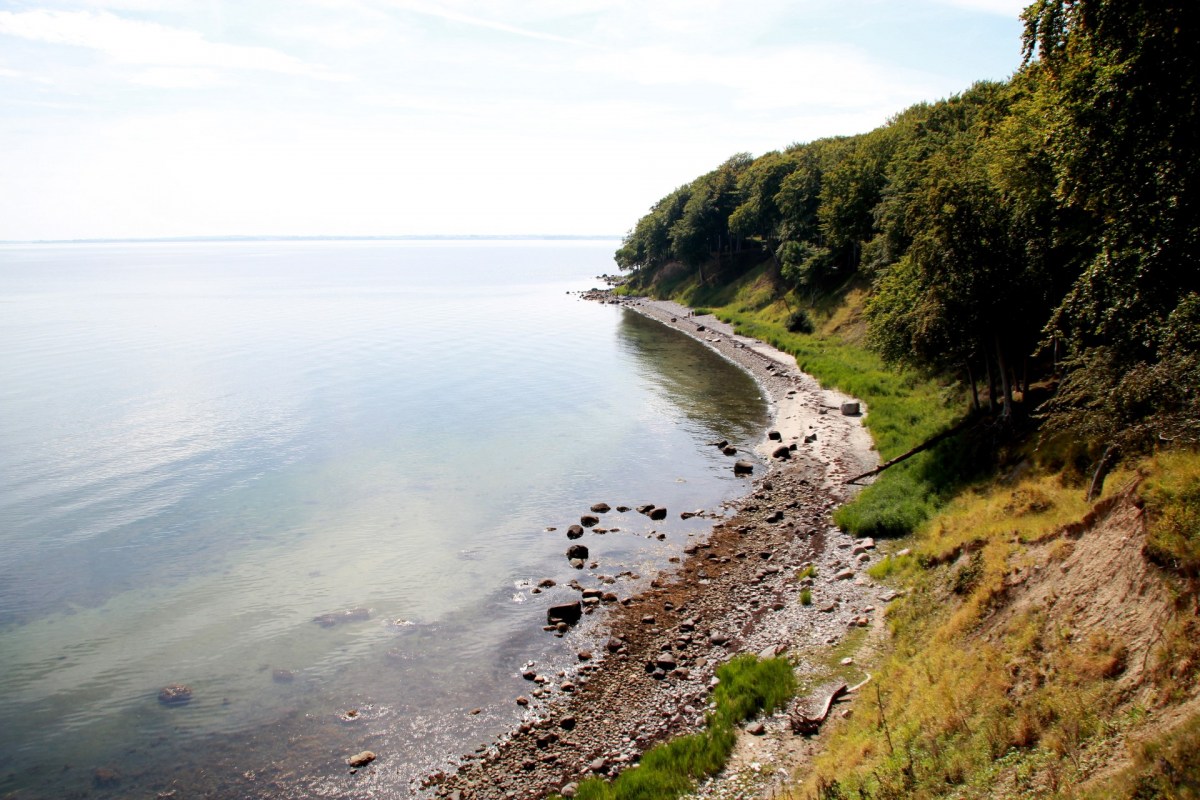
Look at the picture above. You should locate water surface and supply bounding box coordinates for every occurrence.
[0,240,768,797]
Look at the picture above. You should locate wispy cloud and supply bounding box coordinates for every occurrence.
[385,0,597,48]
[933,0,1029,16]
[0,9,344,80]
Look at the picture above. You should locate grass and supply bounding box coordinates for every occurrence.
[570,655,796,800]
[789,456,1200,799]
[1140,449,1200,577]
[1082,712,1200,799]
[800,588,813,606]
[669,264,970,538]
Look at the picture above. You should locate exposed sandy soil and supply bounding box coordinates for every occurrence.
[425,293,888,799]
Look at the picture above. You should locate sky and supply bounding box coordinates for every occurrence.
[0,0,1030,241]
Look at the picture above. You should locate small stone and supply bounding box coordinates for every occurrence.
[649,507,667,521]
[590,503,611,513]
[516,696,529,706]
[747,721,766,735]
[347,751,376,768]
[581,514,600,527]
[835,568,855,580]
[566,525,584,539]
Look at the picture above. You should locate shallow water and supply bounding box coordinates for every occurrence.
[0,240,768,797]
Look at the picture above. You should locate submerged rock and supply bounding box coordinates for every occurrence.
[312,607,370,627]
[157,684,193,706]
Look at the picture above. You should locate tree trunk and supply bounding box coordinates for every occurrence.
[995,336,1013,418]
[985,346,997,413]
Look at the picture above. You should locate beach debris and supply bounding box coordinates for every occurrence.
[312,607,370,627]
[347,750,376,768]
[157,684,193,706]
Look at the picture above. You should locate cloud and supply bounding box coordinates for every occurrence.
[577,43,940,113]
[933,0,1029,16]
[0,9,343,80]
[384,0,597,47]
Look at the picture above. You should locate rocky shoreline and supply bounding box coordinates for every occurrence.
[427,292,883,799]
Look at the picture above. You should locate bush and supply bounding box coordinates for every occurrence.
[571,656,795,800]
[786,309,814,334]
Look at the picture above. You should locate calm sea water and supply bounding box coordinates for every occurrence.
[0,240,767,798]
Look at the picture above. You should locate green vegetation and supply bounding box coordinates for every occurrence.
[799,588,812,606]
[602,0,1200,794]
[785,453,1200,798]
[1086,713,1200,800]
[614,0,1198,505]
[572,655,795,800]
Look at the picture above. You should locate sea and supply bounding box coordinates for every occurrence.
[0,239,768,798]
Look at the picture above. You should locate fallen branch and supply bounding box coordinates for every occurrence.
[844,417,977,484]
[790,681,848,735]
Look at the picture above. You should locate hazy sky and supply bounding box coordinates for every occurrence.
[0,0,1029,240]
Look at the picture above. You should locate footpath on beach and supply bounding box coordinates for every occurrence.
[431,291,889,800]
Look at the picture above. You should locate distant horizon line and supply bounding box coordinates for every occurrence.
[2,234,623,245]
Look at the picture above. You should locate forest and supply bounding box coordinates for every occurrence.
[615,0,1197,480]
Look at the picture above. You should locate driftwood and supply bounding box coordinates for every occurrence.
[845,417,977,485]
[790,681,848,735]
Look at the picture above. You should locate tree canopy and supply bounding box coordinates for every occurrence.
[615,0,1198,455]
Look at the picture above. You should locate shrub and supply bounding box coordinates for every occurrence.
[786,309,814,334]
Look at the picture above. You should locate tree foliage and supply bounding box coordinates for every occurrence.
[615,0,1199,454]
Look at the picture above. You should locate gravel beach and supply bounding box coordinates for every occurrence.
[427,293,883,799]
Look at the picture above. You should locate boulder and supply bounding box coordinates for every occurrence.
[840,401,861,416]
[733,460,754,475]
[547,601,582,625]
[722,445,739,456]
[566,525,584,539]
[648,507,667,521]
[566,544,589,561]
[580,515,600,527]
[590,503,611,513]
[772,445,791,460]
[347,751,376,768]
[636,504,656,515]
[767,430,782,441]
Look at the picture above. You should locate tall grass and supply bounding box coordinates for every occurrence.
[695,277,967,537]
[572,655,795,800]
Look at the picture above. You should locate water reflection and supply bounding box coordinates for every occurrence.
[616,309,768,448]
